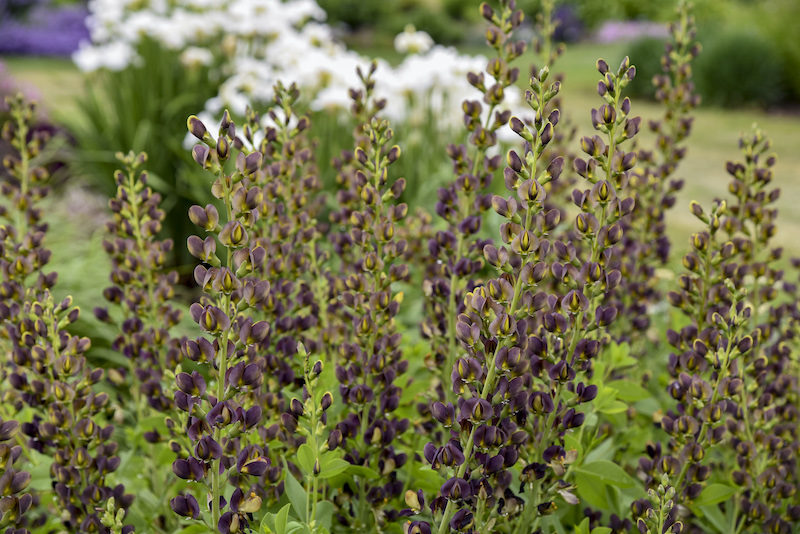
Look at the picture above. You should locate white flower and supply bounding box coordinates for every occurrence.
[75,0,505,133]
[72,40,137,72]
[180,47,214,68]
[394,24,434,55]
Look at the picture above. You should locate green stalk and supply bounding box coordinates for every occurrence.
[212,175,235,532]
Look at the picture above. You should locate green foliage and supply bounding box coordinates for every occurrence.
[570,0,676,28]
[68,37,221,267]
[316,0,391,29]
[693,28,784,108]
[755,0,800,101]
[379,6,467,44]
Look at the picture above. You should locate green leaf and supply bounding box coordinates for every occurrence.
[592,386,619,411]
[315,500,334,531]
[574,472,607,509]
[319,458,350,480]
[608,342,636,368]
[276,503,291,534]
[591,528,613,534]
[599,400,629,415]
[697,504,728,533]
[692,484,737,507]
[26,450,54,492]
[297,444,315,475]
[575,517,591,534]
[284,470,308,522]
[583,438,616,464]
[176,525,209,534]
[606,380,651,402]
[575,460,634,488]
[409,465,444,494]
[261,513,276,533]
[285,521,312,534]
[346,465,380,479]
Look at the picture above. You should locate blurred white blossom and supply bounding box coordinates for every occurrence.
[394,25,434,55]
[180,46,214,68]
[73,40,136,71]
[74,0,527,130]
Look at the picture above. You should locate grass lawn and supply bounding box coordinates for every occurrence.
[4,40,800,261]
[3,56,84,119]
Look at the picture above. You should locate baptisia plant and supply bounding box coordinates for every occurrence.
[95,150,187,531]
[404,41,641,534]
[172,112,271,532]
[243,80,325,382]
[0,95,134,534]
[97,151,185,423]
[718,130,800,532]
[636,129,791,532]
[6,1,800,534]
[613,0,700,351]
[326,63,412,532]
[422,0,523,406]
[238,81,329,510]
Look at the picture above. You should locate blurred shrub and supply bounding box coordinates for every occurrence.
[694,29,784,108]
[378,6,466,44]
[442,0,481,22]
[570,0,675,29]
[0,0,46,19]
[317,0,390,29]
[619,37,664,100]
[68,38,221,268]
[757,0,800,102]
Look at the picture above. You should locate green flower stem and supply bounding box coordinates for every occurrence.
[212,175,235,532]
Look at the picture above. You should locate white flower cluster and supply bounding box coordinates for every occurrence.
[73,0,526,135]
[394,25,434,55]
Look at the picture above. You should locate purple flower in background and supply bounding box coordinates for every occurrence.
[594,20,669,44]
[0,2,89,55]
[553,4,583,42]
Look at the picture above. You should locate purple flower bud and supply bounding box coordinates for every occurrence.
[450,509,474,531]
[192,145,210,167]
[528,391,554,415]
[431,402,457,426]
[441,477,471,501]
[170,494,200,519]
[481,2,494,21]
[460,398,493,423]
